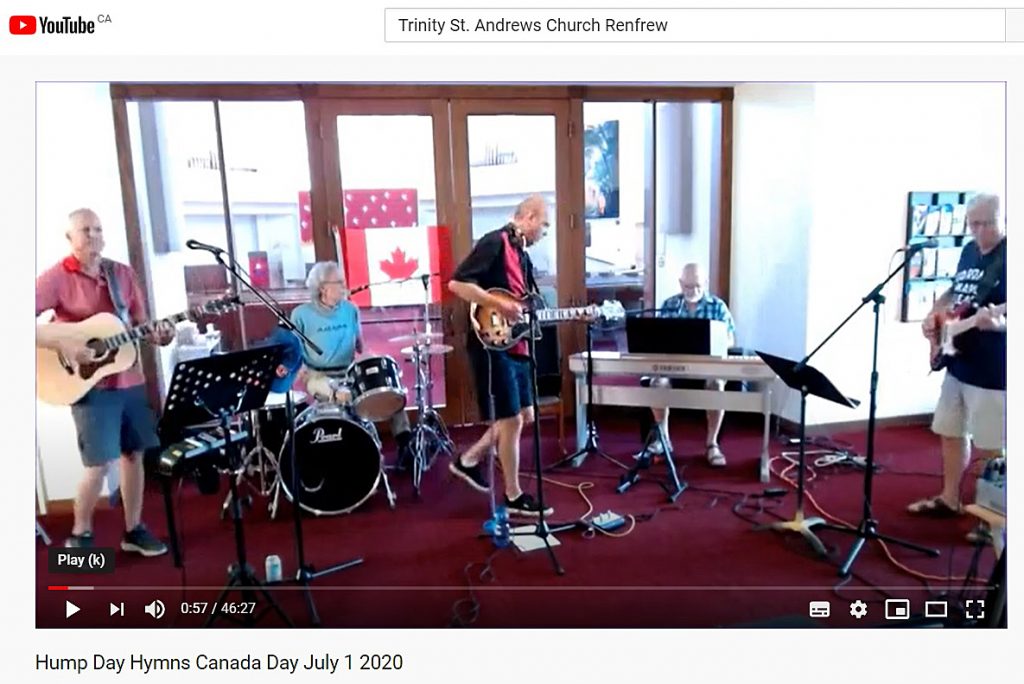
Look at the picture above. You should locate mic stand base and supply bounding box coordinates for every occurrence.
[828,518,940,578]
[756,512,830,558]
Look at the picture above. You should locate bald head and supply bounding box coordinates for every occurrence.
[679,263,706,303]
[512,194,550,246]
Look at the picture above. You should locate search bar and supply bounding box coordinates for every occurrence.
[384,8,1007,43]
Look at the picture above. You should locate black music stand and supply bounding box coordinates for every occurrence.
[754,351,858,556]
[162,346,293,627]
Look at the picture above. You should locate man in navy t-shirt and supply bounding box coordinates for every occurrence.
[909,193,1006,523]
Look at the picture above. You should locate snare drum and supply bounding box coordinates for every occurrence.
[348,356,406,422]
[277,404,383,516]
[252,391,308,458]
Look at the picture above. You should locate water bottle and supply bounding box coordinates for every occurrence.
[265,554,282,583]
[481,506,511,548]
[493,506,510,548]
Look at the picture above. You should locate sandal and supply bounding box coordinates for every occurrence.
[706,444,727,467]
[906,496,961,517]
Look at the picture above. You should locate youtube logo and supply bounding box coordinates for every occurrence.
[10,15,36,34]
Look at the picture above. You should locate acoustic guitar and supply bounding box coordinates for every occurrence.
[928,302,1006,371]
[37,295,240,405]
[470,287,625,351]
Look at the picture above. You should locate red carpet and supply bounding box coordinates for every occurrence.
[37,413,998,628]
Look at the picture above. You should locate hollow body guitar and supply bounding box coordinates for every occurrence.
[36,295,239,405]
[928,302,1006,371]
[470,288,624,351]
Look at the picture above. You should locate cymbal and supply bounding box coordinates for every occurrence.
[401,344,453,356]
[389,331,443,343]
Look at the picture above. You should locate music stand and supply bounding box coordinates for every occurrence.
[161,346,293,627]
[754,351,858,556]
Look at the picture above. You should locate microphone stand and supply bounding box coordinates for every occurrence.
[547,320,626,470]
[208,248,364,626]
[795,249,939,577]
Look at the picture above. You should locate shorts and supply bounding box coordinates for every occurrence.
[70,385,160,467]
[471,348,533,421]
[931,373,1006,451]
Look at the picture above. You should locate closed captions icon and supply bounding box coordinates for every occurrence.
[808,600,830,618]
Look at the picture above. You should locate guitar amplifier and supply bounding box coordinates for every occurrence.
[975,457,1006,516]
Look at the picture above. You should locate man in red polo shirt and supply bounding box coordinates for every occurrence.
[36,208,172,556]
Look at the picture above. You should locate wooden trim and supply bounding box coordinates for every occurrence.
[305,99,335,262]
[110,95,163,411]
[777,413,932,436]
[111,84,303,100]
[579,86,732,102]
[448,101,474,423]
[112,83,732,104]
[712,98,734,304]
[562,98,586,414]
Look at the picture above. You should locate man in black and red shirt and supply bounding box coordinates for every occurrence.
[447,195,553,517]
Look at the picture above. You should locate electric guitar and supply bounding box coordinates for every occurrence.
[36,295,240,405]
[470,288,625,351]
[928,302,1006,371]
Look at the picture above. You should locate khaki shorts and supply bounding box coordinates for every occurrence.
[931,373,1006,451]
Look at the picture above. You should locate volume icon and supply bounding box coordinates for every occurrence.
[144,600,166,619]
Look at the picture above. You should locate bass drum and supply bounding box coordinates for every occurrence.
[277,404,382,516]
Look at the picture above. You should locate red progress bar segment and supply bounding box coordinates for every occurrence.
[48,586,94,591]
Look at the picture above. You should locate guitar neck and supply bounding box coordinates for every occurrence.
[101,308,199,351]
[535,306,593,322]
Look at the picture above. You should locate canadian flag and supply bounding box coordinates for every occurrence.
[344,226,448,307]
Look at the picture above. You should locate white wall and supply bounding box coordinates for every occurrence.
[731,84,815,421]
[732,82,1005,425]
[36,82,126,502]
[655,102,716,304]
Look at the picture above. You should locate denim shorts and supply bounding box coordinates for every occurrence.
[471,349,534,421]
[70,385,160,466]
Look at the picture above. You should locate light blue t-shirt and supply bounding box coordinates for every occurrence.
[289,300,361,370]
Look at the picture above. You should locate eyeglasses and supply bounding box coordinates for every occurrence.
[968,220,998,229]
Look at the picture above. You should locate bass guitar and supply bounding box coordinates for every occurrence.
[470,288,625,351]
[928,302,1006,371]
[37,295,240,405]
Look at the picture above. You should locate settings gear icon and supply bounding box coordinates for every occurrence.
[849,600,868,619]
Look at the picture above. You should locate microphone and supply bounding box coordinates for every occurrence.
[626,308,666,317]
[186,239,226,254]
[902,237,939,254]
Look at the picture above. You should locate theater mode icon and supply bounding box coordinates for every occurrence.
[9,15,37,34]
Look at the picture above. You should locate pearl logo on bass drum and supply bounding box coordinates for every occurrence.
[311,427,345,444]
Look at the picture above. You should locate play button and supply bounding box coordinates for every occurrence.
[9,15,37,34]
[65,601,80,618]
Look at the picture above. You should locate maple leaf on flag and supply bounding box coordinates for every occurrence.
[380,247,419,280]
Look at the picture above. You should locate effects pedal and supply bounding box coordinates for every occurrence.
[592,511,626,531]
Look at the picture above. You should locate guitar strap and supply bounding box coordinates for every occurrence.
[100,259,132,326]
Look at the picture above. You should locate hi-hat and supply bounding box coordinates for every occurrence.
[389,331,443,344]
[402,344,453,356]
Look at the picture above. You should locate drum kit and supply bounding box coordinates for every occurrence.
[225,273,455,517]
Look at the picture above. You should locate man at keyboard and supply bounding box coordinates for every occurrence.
[645,263,736,467]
